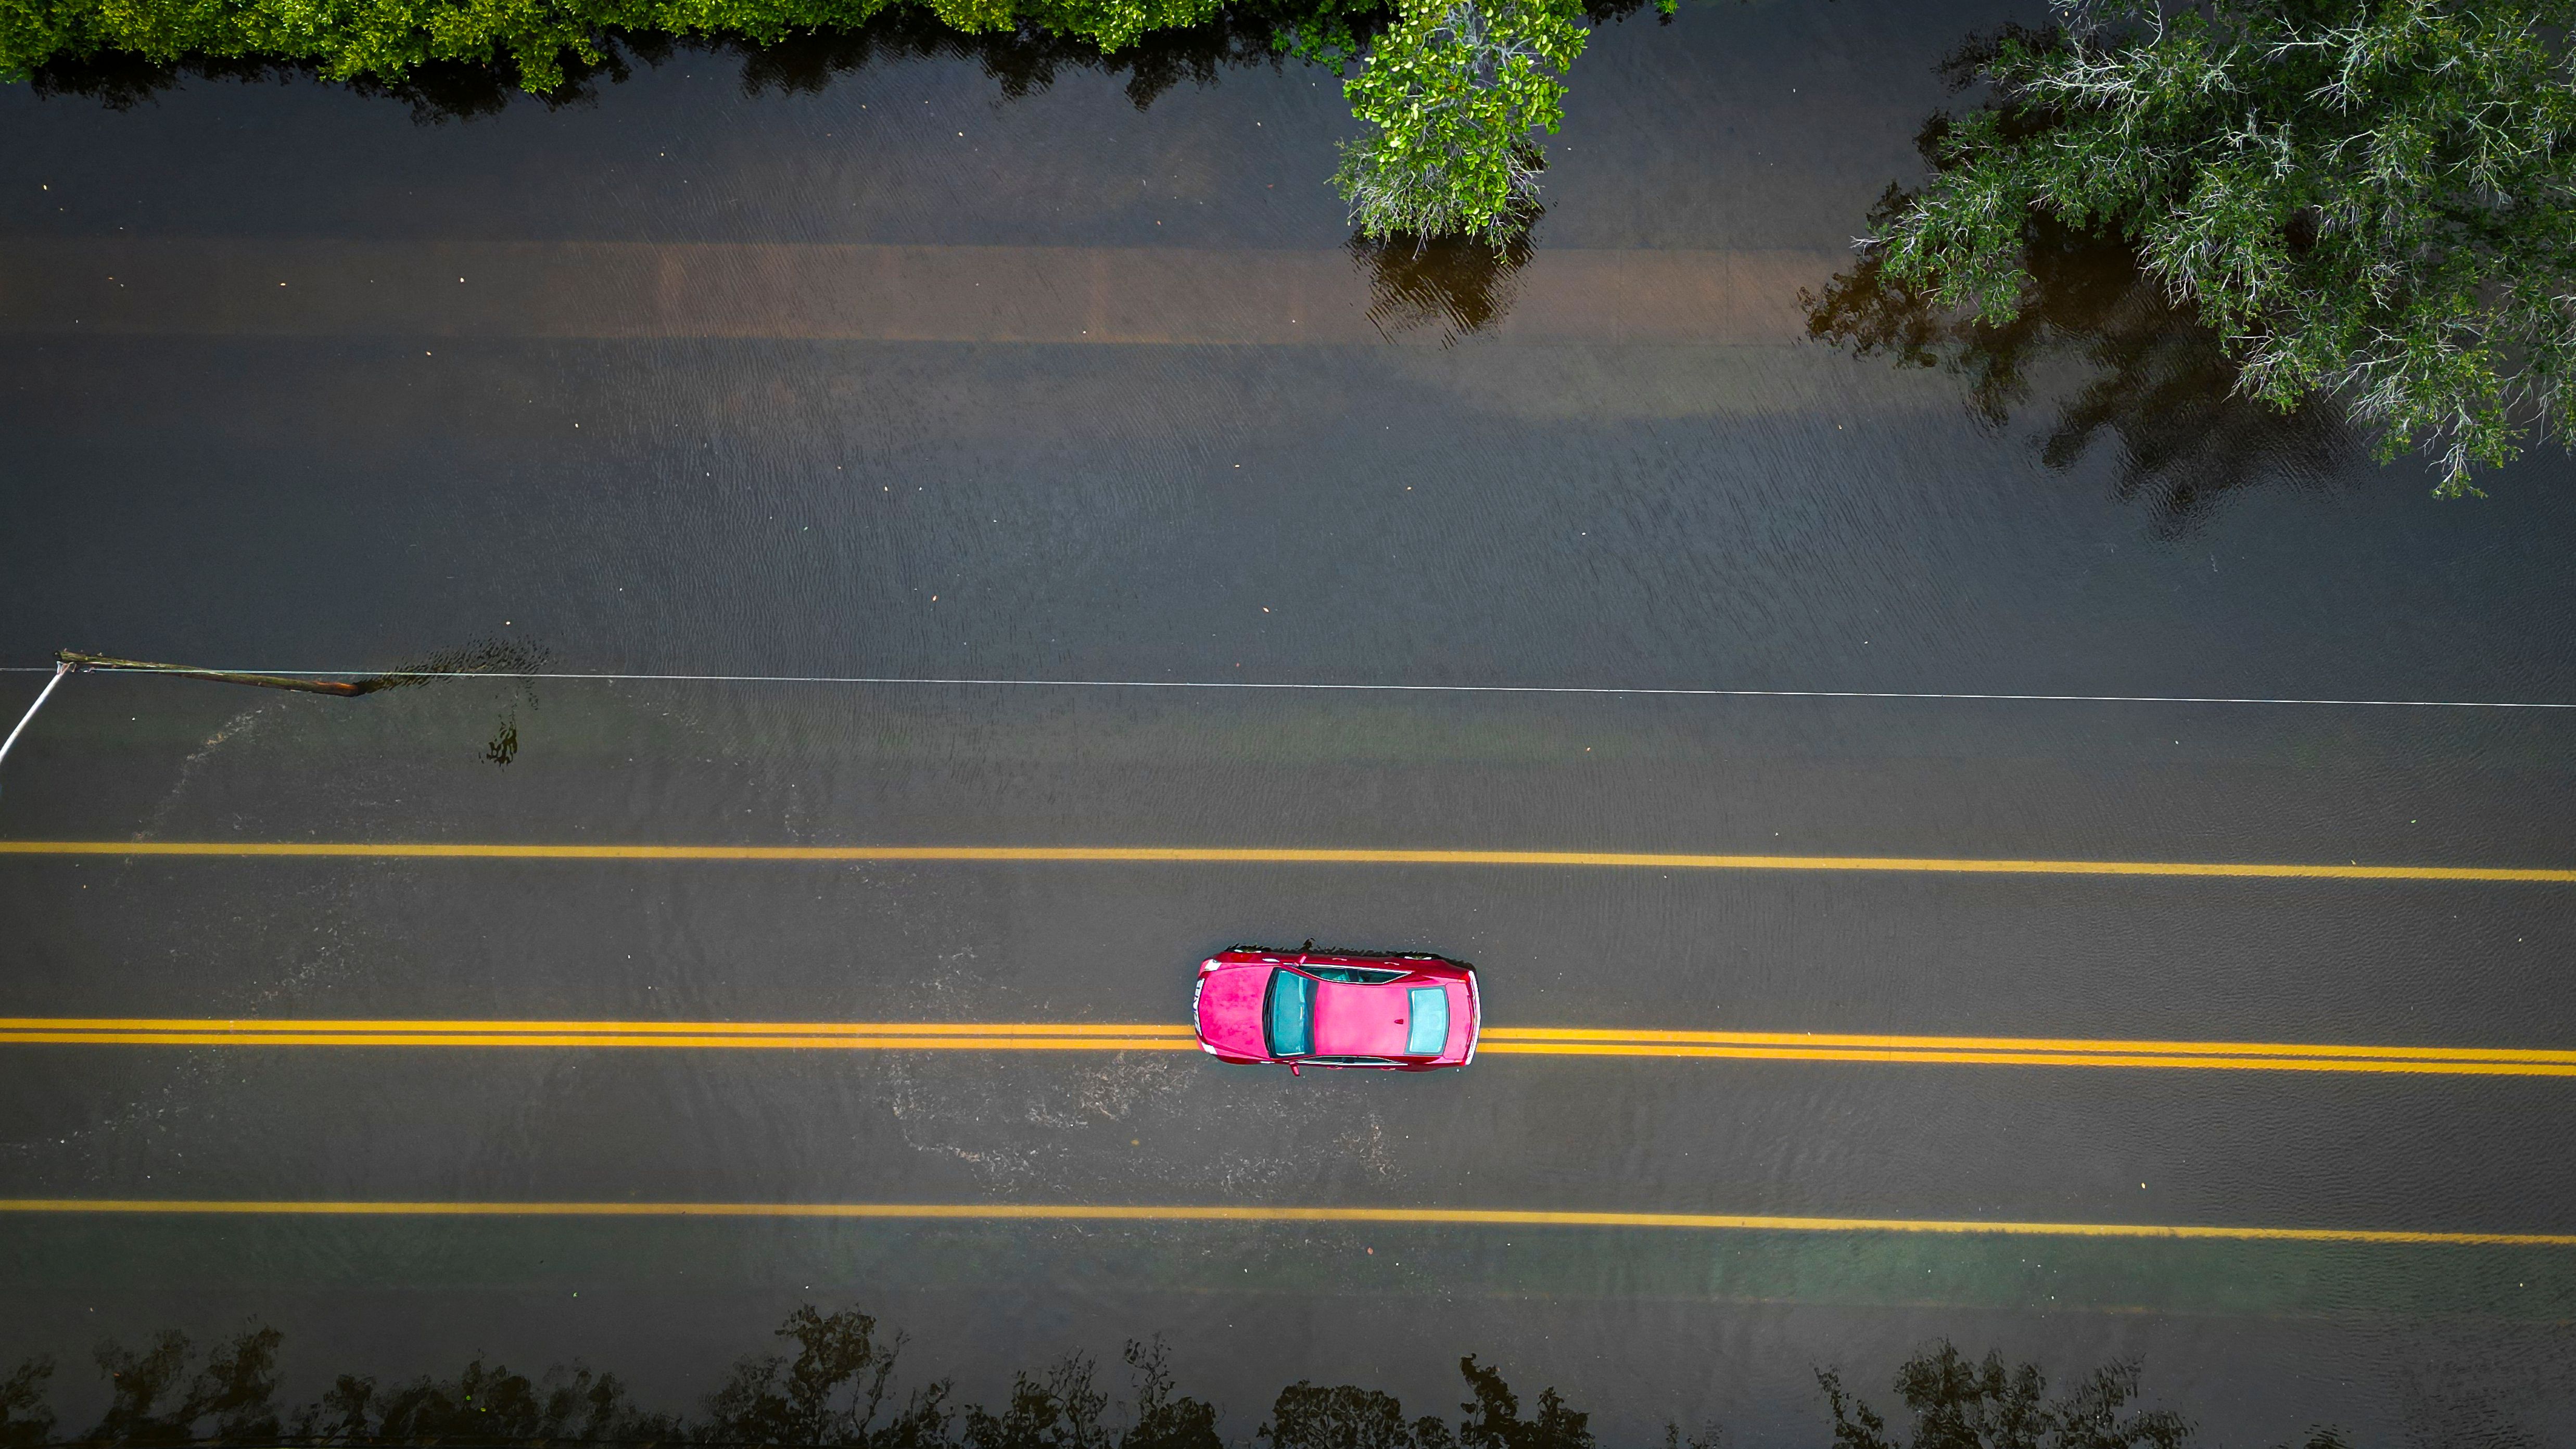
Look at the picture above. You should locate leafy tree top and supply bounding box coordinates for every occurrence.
[1869,0,2576,494]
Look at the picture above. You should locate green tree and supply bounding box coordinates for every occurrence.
[1333,0,1587,244]
[1806,114,2361,531]
[1860,0,2576,494]
[0,0,1241,93]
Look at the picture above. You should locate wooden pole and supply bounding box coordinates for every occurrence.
[55,651,390,697]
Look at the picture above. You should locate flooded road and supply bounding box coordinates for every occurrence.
[4,0,2575,1443]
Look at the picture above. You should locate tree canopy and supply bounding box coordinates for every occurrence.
[1863,0,2576,494]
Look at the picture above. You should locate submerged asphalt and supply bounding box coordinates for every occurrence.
[4,0,2575,1441]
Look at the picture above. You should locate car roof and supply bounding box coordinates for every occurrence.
[1311,980,1428,1057]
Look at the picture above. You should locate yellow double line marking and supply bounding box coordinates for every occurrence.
[4,1019,2571,1076]
[0,1019,1198,1052]
[1482,1027,2576,1075]
[0,1198,2568,1247]
[4,840,2573,882]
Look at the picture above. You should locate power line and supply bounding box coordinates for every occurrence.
[3,667,2569,710]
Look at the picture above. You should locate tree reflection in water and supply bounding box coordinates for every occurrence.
[1806,110,2358,536]
[1349,227,1536,347]
[25,9,1306,123]
[727,10,1298,111]
[0,1313,2368,1449]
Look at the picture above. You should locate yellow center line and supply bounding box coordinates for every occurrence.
[0,1198,2567,1247]
[0,1018,2569,1074]
[0,1018,1194,1037]
[0,1032,1202,1051]
[3,840,2571,882]
[1475,1043,2576,1074]
[1478,1026,2576,1064]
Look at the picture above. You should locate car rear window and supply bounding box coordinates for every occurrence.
[1405,987,1449,1056]
[1266,969,1315,1057]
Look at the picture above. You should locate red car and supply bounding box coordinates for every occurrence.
[1193,944,1480,1072]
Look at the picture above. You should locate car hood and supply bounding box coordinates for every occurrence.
[1195,964,1272,1057]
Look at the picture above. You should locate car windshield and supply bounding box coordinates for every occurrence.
[1405,987,1449,1055]
[1265,969,1315,1057]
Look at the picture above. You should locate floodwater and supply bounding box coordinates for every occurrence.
[3,0,2574,1443]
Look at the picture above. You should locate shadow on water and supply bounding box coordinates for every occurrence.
[1801,32,2359,537]
[0,1309,2384,1449]
[25,8,1317,123]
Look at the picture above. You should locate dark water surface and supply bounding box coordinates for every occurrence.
[4,0,2574,1443]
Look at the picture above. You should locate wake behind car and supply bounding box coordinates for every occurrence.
[1194,945,1480,1071]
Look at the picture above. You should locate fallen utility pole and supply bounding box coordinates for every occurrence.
[3,652,399,797]
[54,650,396,697]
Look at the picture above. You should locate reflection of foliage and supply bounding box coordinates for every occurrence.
[78,1324,682,1445]
[1333,0,1585,245]
[1806,179,2357,534]
[1349,225,1534,344]
[88,1327,289,1444]
[1859,0,2576,495]
[0,1360,53,1449]
[308,1358,678,1442]
[732,8,1299,108]
[26,49,572,121]
[706,1306,948,1448]
[1455,1356,1591,1449]
[0,1324,2388,1449]
[1118,1340,1222,1449]
[1259,1356,1590,1449]
[26,10,1316,121]
[1817,1342,2192,1449]
[962,1356,1107,1449]
[0,1318,1596,1449]
[1263,1383,1456,1449]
